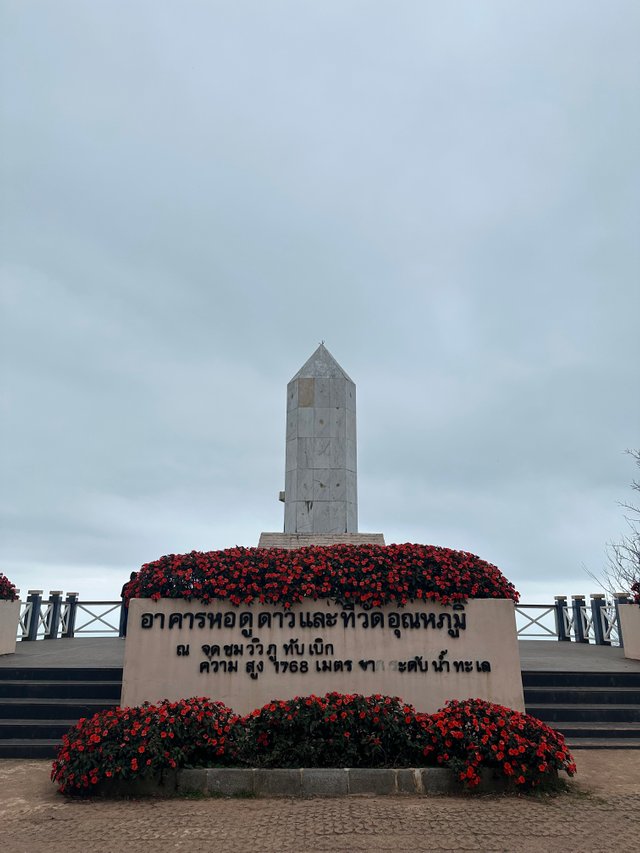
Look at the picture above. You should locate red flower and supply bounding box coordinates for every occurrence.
[124,544,518,609]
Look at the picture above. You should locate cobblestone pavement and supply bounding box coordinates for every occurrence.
[2,753,638,853]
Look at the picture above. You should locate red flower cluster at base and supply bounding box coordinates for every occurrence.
[51,697,237,795]
[421,697,577,789]
[52,693,575,796]
[234,692,429,769]
[125,543,519,608]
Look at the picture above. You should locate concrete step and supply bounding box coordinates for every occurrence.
[550,721,640,739]
[566,737,640,749]
[0,667,123,682]
[0,680,122,700]
[521,670,640,688]
[0,698,116,720]
[526,704,640,723]
[0,719,78,738]
[0,739,60,759]
[524,686,640,705]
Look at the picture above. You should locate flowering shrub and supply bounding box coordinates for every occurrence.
[233,692,429,768]
[52,693,575,794]
[421,698,577,790]
[631,580,640,606]
[51,697,237,795]
[125,543,518,608]
[0,572,18,601]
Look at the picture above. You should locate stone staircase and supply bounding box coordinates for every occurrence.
[0,666,122,758]
[2,665,639,758]
[522,670,640,748]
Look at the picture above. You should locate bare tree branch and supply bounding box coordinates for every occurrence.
[587,450,640,596]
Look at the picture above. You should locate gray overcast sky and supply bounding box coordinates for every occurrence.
[1,1,638,603]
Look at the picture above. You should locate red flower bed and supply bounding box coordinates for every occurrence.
[125,543,518,608]
[0,572,18,601]
[421,698,577,789]
[234,692,429,768]
[51,697,237,795]
[52,693,575,796]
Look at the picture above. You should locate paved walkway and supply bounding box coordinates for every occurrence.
[1,752,639,853]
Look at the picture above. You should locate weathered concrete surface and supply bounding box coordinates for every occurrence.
[176,767,504,797]
[518,638,640,672]
[0,637,125,668]
[1,752,639,853]
[619,604,640,660]
[0,601,20,656]
[258,532,385,548]
[120,599,525,713]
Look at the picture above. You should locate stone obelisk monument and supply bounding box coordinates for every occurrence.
[259,344,384,549]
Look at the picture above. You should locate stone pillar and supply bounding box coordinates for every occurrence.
[284,344,357,534]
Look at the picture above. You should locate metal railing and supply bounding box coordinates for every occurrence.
[18,591,125,640]
[16,590,634,646]
[515,594,630,645]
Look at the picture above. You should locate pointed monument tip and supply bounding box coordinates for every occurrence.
[290,343,353,382]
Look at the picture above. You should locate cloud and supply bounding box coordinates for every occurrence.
[1,1,638,602]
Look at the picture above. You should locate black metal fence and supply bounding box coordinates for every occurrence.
[18,591,125,640]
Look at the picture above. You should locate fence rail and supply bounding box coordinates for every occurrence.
[18,591,125,640]
[16,590,633,645]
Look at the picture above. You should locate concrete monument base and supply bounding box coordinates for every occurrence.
[258,532,386,549]
[619,604,640,661]
[121,598,524,714]
[0,600,20,656]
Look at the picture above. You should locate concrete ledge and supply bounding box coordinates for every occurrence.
[168,766,517,797]
[257,533,386,549]
[349,768,395,795]
[301,768,349,796]
[89,765,558,798]
[254,768,302,797]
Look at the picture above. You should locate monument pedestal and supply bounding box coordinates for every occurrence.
[121,598,524,714]
[258,533,385,549]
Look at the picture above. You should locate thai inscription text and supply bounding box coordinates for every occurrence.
[136,604,494,684]
[140,605,467,639]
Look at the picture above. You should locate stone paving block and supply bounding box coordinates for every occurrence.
[421,767,458,794]
[254,768,302,797]
[176,769,207,794]
[348,769,396,795]
[301,768,348,797]
[206,768,255,797]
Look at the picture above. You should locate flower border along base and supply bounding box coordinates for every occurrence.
[0,599,21,655]
[619,604,640,660]
[93,766,555,799]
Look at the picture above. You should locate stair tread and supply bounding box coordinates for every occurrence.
[0,697,116,704]
[567,738,640,748]
[0,738,61,745]
[526,703,640,710]
[524,686,640,693]
[548,721,640,729]
[0,718,79,725]
[0,679,122,686]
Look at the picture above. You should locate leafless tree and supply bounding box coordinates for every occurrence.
[587,450,640,596]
